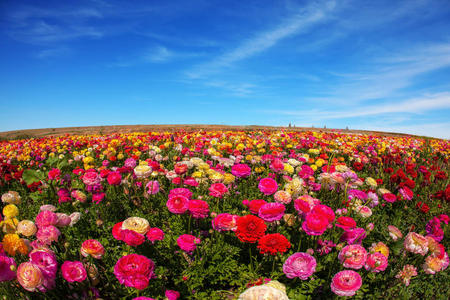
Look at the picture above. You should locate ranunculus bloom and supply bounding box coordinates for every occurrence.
[107,171,122,185]
[340,227,366,244]
[134,164,152,179]
[404,232,428,256]
[165,289,180,300]
[114,254,155,290]
[282,252,317,280]
[166,195,189,214]
[338,244,368,270]
[395,264,417,286]
[235,215,267,243]
[311,204,335,223]
[30,250,58,281]
[92,192,105,204]
[257,233,291,255]
[48,168,61,180]
[69,212,81,226]
[244,199,267,214]
[302,212,328,236]
[209,183,228,198]
[369,242,389,258]
[212,213,238,232]
[169,188,192,199]
[82,171,101,186]
[231,163,252,178]
[61,261,87,282]
[383,193,397,203]
[274,190,292,204]
[121,229,146,247]
[387,225,403,241]
[146,180,160,195]
[0,255,16,282]
[335,216,356,231]
[365,252,388,272]
[146,228,165,243]
[238,281,289,300]
[258,178,278,195]
[112,222,125,240]
[258,203,285,222]
[331,270,362,297]
[17,262,44,292]
[71,190,87,202]
[81,239,104,259]
[55,213,71,227]
[122,217,150,235]
[17,220,37,237]
[36,225,60,245]
[35,210,58,228]
[57,188,71,203]
[177,234,201,253]
[187,199,209,219]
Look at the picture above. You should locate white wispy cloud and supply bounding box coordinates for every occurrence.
[272,92,450,120]
[143,46,172,63]
[187,0,337,78]
[35,47,71,59]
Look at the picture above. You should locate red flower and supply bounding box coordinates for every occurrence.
[353,162,364,171]
[257,233,291,255]
[235,215,267,243]
[416,202,430,214]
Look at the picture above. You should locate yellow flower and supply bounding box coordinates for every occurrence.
[1,217,19,234]
[283,163,294,174]
[365,177,377,188]
[192,171,203,178]
[3,204,19,219]
[223,173,235,184]
[310,165,317,171]
[315,159,324,167]
[122,217,150,235]
[254,166,265,173]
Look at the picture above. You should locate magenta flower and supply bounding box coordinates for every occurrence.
[177,234,201,253]
[258,178,278,195]
[61,261,87,282]
[258,202,285,222]
[282,252,317,280]
[331,270,362,297]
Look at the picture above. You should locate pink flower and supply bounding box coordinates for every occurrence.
[231,163,252,178]
[311,204,335,223]
[82,171,101,186]
[114,254,155,290]
[404,232,428,256]
[331,270,362,297]
[29,250,58,283]
[165,290,180,300]
[258,178,278,195]
[244,199,267,214]
[0,255,16,282]
[146,228,165,243]
[169,188,192,199]
[177,234,201,253]
[338,244,368,269]
[92,192,105,204]
[107,171,122,185]
[302,212,329,236]
[81,239,104,259]
[61,261,87,282]
[187,199,209,219]
[387,225,403,241]
[57,188,71,203]
[121,229,146,247]
[166,195,189,214]
[258,202,285,222]
[282,252,317,280]
[212,213,238,232]
[335,216,356,231]
[340,227,367,245]
[55,213,71,227]
[383,193,397,203]
[399,187,413,200]
[71,190,87,202]
[48,168,61,180]
[35,210,58,228]
[365,252,388,272]
[36,225,60,245]
[209,183,228,198]
[146,181,160,195]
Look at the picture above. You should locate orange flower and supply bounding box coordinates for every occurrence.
[2,233,29,256]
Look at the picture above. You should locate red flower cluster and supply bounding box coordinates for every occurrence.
[235,215,267,243]
[257,233,291,255]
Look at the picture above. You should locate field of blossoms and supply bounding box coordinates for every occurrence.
[0,130,449,299]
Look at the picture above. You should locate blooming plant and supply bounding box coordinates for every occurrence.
[0,129,449,299]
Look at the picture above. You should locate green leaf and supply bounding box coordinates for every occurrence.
[22,169,45,185]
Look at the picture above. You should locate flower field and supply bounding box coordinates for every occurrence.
[0,130,449,299]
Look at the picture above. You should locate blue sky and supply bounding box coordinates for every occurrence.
[1,0,450,138]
